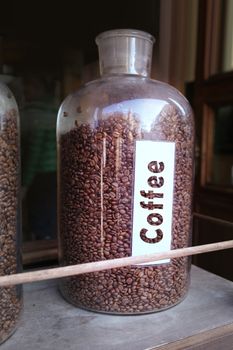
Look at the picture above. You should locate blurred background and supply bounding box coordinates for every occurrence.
[0,0,232,280]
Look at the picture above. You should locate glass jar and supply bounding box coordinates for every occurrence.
[57,29,195,314]
[0,82,22,342]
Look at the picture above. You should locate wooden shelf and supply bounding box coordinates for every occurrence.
[2,266,233,350]
[22,240,58,266]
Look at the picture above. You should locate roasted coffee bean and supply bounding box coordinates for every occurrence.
[0,109,22,343]
[59,104,194,314]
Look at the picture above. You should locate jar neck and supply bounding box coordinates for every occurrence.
[95,29,155,78]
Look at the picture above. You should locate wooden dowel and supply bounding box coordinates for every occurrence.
[1,240,233,287]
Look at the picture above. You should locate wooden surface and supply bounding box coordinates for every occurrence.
[22,239,58,266]
[1,266,233,350]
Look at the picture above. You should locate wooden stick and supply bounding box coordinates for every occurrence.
[1,240,233,287]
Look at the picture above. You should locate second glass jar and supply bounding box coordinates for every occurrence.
[0,82,22,343]
[57,29,195,314]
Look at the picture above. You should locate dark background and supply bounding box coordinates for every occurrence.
[1,0,160,66]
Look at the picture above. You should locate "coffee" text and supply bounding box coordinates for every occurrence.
[140,161,164,244]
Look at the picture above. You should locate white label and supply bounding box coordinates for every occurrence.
[132,141,175,265]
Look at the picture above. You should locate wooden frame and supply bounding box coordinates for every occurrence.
[200,105,215,186]
[194,0,233,194]
[193,0,233,280]
[203,0,224,78]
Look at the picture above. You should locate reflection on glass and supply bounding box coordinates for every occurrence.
[210,105,233,186]
[21,71,59,241]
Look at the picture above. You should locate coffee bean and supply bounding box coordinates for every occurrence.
[58,104,194,314]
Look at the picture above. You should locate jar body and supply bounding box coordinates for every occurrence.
[57,74,194,314]
[0,83,22,342]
